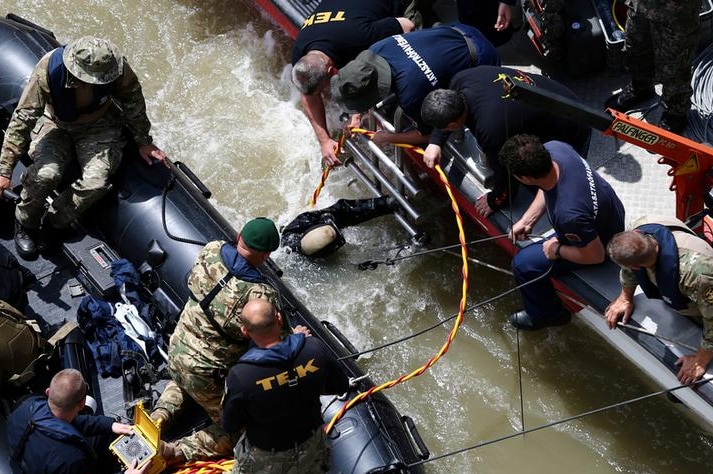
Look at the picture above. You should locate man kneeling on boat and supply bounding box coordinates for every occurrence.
[606,217,713,384]
[0,36,167,260]
[501,134,625,330]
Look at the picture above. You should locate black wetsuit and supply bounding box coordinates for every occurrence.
[280,197,393,255]
[222,334,349,451]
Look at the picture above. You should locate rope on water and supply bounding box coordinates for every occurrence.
[324,162,470,433]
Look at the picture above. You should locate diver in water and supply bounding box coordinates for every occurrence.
[281,197,395,258]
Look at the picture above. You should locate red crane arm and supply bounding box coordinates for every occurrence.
[500,74,713,220]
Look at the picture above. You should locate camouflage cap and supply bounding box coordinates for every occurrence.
[63,36,124,85]
[330,50,392,114]
[241,218,280,252]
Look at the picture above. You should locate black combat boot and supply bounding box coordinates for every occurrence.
[509,309,572,330]
[14,222,38,260]
[659,111,688,134]
[604,82,657,112]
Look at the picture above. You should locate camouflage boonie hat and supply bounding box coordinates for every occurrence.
[63,36,123,85]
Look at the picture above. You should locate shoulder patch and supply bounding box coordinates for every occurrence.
[514,69,535,86]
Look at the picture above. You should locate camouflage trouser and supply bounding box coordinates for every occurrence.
[17,111,125,229]
[402,0,423,30]
[231,430,329,474]
[154,373,238,460]
[624,1,700,115]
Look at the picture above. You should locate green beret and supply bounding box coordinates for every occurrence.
[241,217,280,252]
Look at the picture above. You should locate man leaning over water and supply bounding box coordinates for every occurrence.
[291,0,419,165]
[606,216,713,384]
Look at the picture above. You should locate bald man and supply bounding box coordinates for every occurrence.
[6,368,147,474]
[222,299,349,473]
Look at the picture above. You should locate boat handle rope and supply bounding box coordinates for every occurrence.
[324,160,471,434]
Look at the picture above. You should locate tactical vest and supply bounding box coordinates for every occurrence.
[171,241,279,372]
[633,218,713,310]
[47,47,115,122]
[0,300,79,386]
[0,300,50,385]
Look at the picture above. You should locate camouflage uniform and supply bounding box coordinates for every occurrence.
[155,241,284,460]
[623,0,701,115]
[0,43,154,229]
[619,216,713,352]
[231,430,328,474]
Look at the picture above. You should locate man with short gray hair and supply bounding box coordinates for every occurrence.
[291,0,418,165]
[606,216,713,383]
[0,36,167,259]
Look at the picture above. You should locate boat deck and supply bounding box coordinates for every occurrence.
[473,25,713,426]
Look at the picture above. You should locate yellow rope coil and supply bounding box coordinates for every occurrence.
[170,459,234,474]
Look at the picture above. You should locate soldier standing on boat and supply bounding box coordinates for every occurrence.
[500,134,625,330]
[291,0,420,165]
[330,23,500,148]
[152,218,307,464]
[420,66,591,217]
[222,299,349,473]
[604,0,701,133]
[0,36,167,260]
[606,216,713,383]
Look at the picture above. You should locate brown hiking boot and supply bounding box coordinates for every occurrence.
[158,440,186,466]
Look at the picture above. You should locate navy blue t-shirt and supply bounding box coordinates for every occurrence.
[370,23,500,128]
[291,0,404,67]
[544,141,625,247]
